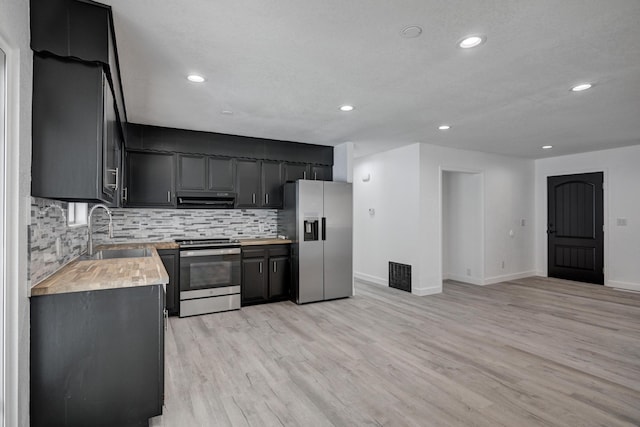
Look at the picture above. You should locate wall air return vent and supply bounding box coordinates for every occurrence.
[389,262,412,293]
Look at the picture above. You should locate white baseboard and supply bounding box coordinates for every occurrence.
[413,286,442,296]
[607,280,640,292]
[445,274,484,286]
[354,272,387,287]
[535,271,547,277]
[483,271,537,286]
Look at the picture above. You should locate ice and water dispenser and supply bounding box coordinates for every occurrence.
[303,217,319,241]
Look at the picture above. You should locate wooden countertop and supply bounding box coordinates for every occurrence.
[239,238,292,246]
[31,243,171,297]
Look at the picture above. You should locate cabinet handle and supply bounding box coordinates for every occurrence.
[303,171,307,179]
[167,191,171,202]
[314,171,317,180]
[123,187,128,201]
[273,261,277,273]
[114,167,119,191]
[164,309,168,331]
[259,262,263,274]
[107,168,118,190]
[252,193,256,204]
[265,193,269,204]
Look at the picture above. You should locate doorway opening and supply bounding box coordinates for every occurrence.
[442,170,483,286]
[547,172,604,284]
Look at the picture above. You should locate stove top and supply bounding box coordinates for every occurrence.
[175,238,240,248]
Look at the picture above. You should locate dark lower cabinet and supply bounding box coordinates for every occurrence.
[242,245,291,306]
[30,285,165,427]
[158,248,180,316]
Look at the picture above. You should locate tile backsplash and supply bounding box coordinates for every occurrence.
[29,196,281,284]
[90,208,279,244]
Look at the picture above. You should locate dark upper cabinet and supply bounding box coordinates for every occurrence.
[158,249,180,316]
[32,54,122,204]
[284,163,309,182]
[125,151,175,207]
[177,154,207,191]
[176,154,236,193]
[311,165,332,181]
[262,161,283,208]
[31,0,110,64]
[208,157,235,191]
[235,160,261,208]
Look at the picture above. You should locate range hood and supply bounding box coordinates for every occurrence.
[176,191,236,209]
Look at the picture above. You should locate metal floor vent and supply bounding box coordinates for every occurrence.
[389,262,412,293]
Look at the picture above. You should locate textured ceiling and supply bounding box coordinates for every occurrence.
[103,0,640,158]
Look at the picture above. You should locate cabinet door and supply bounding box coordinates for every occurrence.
[125,151,175,207]
[235,159,260,208]
[208,157,235,191]
[311,165,332,181]
[268,256,290,300]
[262,161,283,208]
[158,250,179,316]
[177,154,207,191]
[242,257,268,305]
[284,163,309,182]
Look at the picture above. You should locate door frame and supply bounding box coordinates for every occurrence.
[543,168,609,285]
[439,167,486,286]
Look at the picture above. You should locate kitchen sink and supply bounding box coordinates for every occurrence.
[80,248,153,261]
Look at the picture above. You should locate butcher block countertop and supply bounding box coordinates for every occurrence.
[239,238,292,246]
[30,242,174,297]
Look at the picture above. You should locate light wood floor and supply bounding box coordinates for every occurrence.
[151,277,640,426]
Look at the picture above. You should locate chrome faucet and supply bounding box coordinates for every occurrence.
[87,204,114,256]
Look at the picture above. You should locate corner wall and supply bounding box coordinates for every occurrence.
[1,0,32,425]
[534,145,640,291]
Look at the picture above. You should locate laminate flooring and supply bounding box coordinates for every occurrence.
[151,277,640,426]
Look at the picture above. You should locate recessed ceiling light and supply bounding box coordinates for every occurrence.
[187,74,205,83]
[401,26,423,38]
[458,35,486,49]
[340,105,354,112]
[571,83,593,92]
[221,110,234,115]
[542,145,553,149]
[438,125,451,130]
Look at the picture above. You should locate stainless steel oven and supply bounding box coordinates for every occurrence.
[177,239,241,317]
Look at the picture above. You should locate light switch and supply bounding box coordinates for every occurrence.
[616,218,628,226]
[509,229,515,237]
[521,219,526,226]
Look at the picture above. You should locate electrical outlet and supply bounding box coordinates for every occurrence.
[521,219,526,226]
[258,223,264,233]
[501,260,505,269]
[466,268,471,276]
[55,237,62,257]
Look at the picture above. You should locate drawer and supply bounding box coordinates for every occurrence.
[179,294,240,317]
[242,247,267,258]
[268,245,289,257]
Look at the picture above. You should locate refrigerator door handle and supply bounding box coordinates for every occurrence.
[321,217,326,240]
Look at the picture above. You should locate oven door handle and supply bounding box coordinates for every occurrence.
[180,248,241,257]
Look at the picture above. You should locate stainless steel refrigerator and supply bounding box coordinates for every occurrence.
[283,180,353,304]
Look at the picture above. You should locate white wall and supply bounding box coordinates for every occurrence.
[442,171,483,285]
[419,144,535,293]
[535,145,640,291]
[354,143,535,295]
[0,0,32,425]
[354,144,421,289]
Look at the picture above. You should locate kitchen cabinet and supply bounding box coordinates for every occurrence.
[31,54,122,204]
[241,245,290,306]
[177,154,235,192]
[30,0,110,64]
[30,285,165,427]
[235,159,261,208]
[311,165,332,181]
[284,162,310,182]
[262,161,283,208]
[124,151,176,207]
[158,248,180,316]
